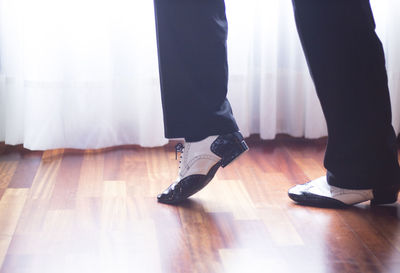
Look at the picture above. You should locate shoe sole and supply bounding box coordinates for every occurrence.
[289,191,400,208]
[288,192,349,208]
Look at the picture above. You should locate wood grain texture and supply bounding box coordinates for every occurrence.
[0,136,399,273]
[0,189,29,268]
[0,162,18,189]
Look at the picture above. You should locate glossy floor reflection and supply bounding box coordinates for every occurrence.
[0,136,399,273]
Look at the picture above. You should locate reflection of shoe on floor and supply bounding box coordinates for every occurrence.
[157,132,249,205]
[288,176,399,207]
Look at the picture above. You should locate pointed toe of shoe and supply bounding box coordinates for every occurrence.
[288,186,310,204]
[157,184,180,204]
[156,193,165,201]
[288,185,303,196]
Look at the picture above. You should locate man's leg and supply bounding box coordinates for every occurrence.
[153,0,248,204]
[289,0,400,206]
[154,0,238,141]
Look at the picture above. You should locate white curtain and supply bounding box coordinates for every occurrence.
[1,0,399,150]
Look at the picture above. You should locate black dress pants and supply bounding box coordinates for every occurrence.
[154,0,238,141]
[154,0,400,189]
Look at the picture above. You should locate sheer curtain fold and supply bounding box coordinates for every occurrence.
[0,0,399,150]
[226,0,328,140]
[1,0,167,149]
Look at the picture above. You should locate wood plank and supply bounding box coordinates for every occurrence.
[103,148,124,181]
[0,189,29,269]
[344,205,400,273]
[49,151,84,210]
[7,152,42,189]
[219,248,289,273]
[11,150,64,236]
[176,204,225,273]
[76,150,104,198]
[0,189,5,201]
[101,180,128,231]
[0,162,18,189]
[290,157,325,181]
[154,202,192,273]
[29,150,64,200]
[197,179,258,220]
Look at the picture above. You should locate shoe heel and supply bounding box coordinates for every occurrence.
[371,186,400,205]
[211,132,249,168]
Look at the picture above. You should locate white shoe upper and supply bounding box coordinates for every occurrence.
[289,176,373,205]
[177,136,221,180]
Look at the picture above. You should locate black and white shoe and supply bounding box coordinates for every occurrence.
[157,132,249,204]
[288,176,399,207]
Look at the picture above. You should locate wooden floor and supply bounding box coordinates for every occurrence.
[0,136,399,273]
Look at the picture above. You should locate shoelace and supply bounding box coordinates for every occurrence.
[175,143,185,176]
[175,143,184,160]
[170,143,185,183]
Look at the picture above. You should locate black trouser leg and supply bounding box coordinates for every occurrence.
[153,0,238,141]
[292,0,400,189]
